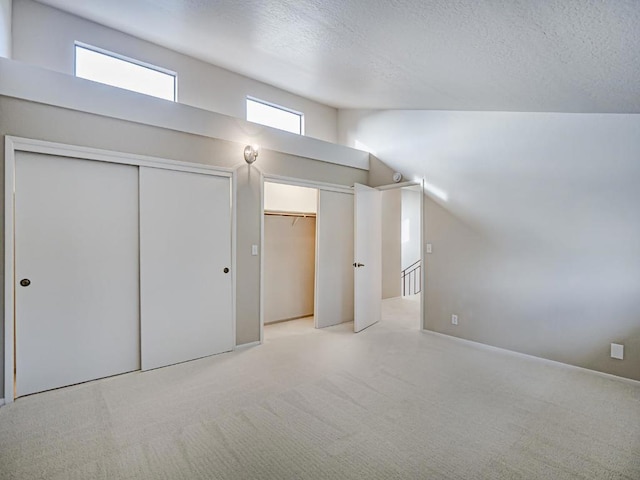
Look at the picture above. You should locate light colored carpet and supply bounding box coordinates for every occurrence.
[1,297,639,479]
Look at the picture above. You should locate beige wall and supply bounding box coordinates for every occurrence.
[11,0,338,143]
[381,189,401,299]
[340,108,640,382]
[264,216,316,324]
[0,95,369,399]
[368,154,396,187]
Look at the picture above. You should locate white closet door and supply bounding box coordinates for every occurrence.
[315,190,354,328]
[140,167,233,371]
[15,153,140,397]
[354,183,382,333]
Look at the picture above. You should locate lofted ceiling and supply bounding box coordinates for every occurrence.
[35,0,640,112]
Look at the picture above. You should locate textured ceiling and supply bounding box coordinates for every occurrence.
[35,0,640,112]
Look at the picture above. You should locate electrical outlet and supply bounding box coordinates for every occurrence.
[451,314,458,325]
[611,343,624,360]
[426,243,433,254]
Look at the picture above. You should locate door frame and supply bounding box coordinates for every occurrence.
[376,180,426,330]
[4,136,236,403]
[259,173,354,343]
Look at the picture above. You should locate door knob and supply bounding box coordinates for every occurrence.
[352,263,365,268]
[20,279,31,287]
[223,267,230,273]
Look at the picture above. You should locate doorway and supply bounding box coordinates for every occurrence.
[353,181,424,333]
[381,184,422,329]
[263,182,317,339]
[261,177,355,341]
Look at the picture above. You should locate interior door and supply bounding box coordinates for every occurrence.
[353,183,382,332]
[315,190,354,328]
[14,152,140,397]
[139,167,233,371]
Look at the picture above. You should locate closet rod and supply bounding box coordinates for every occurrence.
[264,211,316,218]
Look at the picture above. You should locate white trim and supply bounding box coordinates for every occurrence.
[4,137,16,404]
[231,171,238,349]
[235,340,261,350]
[74,41,178,78]
[4,136,235,403]
[424,330,640,386]
[262,173,354,195]
[420,178,426,331]
[259,170,265,345]
[376,181,420,191]
[313,188,321,329]
[6,136,232,177]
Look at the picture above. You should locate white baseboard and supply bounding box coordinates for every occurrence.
[235,340,261,350]
[423,330,640,386]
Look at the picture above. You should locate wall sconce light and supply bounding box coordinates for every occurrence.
[244,145,259,164]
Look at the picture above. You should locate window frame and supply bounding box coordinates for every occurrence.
[246,96,305,135]
[73,41,178,102]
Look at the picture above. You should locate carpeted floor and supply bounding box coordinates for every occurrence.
[0,296,638,479]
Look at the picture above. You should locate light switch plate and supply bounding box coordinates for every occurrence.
[426,243,433,254]
[251,244,258,256]
[611,343,624,360]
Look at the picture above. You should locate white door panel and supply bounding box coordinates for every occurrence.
[354,183,382,332]
[315,190,354,328]
[140,167,233,371]
[15,153,140,397]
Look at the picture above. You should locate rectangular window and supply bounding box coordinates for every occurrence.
[74,43,176,101]
[246,97,303,135]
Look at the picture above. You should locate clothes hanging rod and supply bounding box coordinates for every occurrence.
[264,211,316,218]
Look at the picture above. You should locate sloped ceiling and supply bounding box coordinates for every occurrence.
[35,0,640,112]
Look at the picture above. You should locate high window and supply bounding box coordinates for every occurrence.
[74,43,177,101]
[246,97,304,135]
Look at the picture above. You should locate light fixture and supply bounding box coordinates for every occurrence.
[392,172,403,183]
[244,145,259,164]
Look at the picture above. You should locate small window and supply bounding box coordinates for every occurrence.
[246,97,303,135]
[74,43,176,101]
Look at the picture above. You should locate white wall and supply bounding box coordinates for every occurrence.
[339,109,640,381]
[264,183,317,214]
[12,0,338,143]
[401,187,421,270]
[0,0,10,58]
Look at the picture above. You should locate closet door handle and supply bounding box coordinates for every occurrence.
[20,278,31,287]
[223,267,230,274]
[352,263,365,268]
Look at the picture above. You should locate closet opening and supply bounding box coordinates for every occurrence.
[263,182,318,339]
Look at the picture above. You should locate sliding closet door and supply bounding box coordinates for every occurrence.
[315,190,354,328]
[15,153,140,397]
[140,167,233,370]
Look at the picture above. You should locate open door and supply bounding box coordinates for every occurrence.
[315,189,354,328]
[354,183,382,332]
